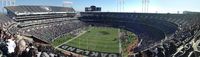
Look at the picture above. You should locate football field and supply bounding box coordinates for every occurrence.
[65,27,120,53]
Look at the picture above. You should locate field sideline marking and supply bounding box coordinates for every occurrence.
[55,27,93,48]
[118,29,122,55]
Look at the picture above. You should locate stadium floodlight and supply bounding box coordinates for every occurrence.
[142,0,149,13]
[116,0,125,12]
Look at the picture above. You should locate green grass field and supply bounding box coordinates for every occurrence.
[65,27,120,53]
[52,26,137,56]
[52,34,73,46]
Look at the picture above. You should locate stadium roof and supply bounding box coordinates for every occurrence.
[5,5,75,15]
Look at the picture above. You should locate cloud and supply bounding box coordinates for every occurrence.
[63,1,73,4]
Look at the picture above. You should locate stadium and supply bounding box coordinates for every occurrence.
[0,0,200,57]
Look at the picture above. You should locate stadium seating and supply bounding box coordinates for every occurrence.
[130,23,200,57]
[80,12,200,57]
[18,18,78,27]
[5,6,75,13]
[5,5,76,21]
[0,14,15,29]
[18,20,86,42]
[0,5,199,57]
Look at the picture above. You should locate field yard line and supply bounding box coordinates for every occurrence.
[55,27,93,48]
[118,29,122,54]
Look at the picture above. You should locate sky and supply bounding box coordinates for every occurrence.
[1,0,200,13]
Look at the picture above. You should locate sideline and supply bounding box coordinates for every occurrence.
[118,29,122,56]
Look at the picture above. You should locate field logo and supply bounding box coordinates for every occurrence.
[60,44,120,57]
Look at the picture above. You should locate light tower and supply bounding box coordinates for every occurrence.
[1,0,15,13]
[117,0,125,12]
[142,0,149,13]
[117,0,121,12]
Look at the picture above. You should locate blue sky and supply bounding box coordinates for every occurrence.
[1,0,200,13]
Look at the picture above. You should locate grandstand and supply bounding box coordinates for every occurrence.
[4,6,84,43]
[0,5,199,57]
[79,12,200,57]
[0,5,86,57]
[5,5,76,22]
[0,14,16,29]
